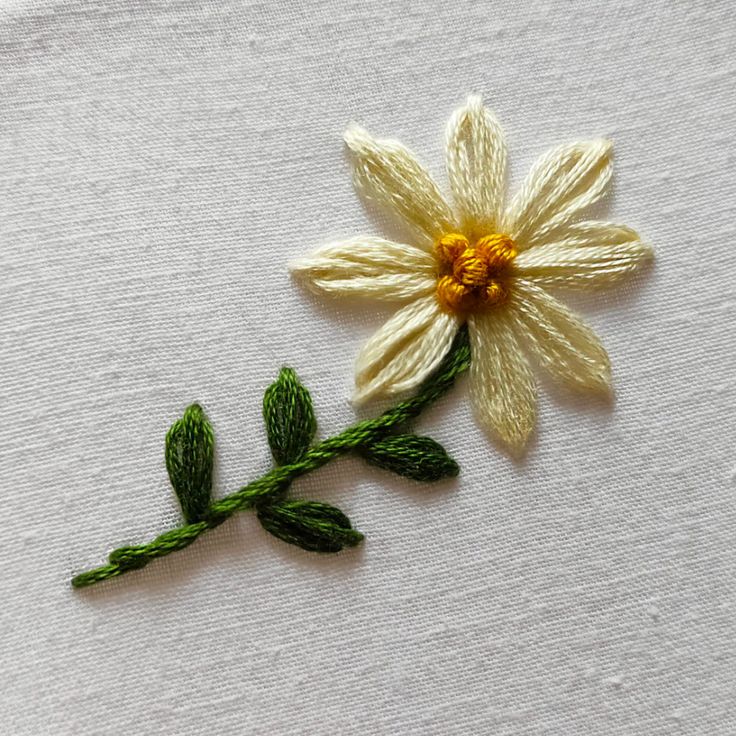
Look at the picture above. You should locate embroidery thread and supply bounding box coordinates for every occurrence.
[72,96,652,587]
[291,95,653,449]
[71,329,469,587]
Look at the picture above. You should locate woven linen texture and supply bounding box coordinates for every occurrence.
[1,1,735,733]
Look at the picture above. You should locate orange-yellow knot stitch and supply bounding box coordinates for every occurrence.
[436,233,469,265]
[434,232,516,314]
[453,250,488,288]
[476,234,517,271]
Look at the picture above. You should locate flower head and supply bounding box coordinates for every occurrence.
[291,96,652,450]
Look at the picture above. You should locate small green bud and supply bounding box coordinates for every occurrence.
[263,368,317,465]
[257,500,363,553]
[359,434,459,482]
[165,403,214,524]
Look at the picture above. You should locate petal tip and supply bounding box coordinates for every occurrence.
[351,384,374,406]
[465,93,484,109]
[491,417,536,455]
[344,123,370,151]
[581,363,613,397]
[287,257,307,273]
[597,371,614,395]
[638,241,655,261]
[578,137,613,160]
[471,396,537,455]
[597,138,614,156]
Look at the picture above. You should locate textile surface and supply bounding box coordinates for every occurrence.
[1,1,735,733]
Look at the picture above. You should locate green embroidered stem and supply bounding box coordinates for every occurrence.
[71,326,470,588]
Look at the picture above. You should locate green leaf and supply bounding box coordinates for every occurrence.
[256,500,364,553]
[165,403,214,524]
[359,434,459,482]
[263,367,317,465]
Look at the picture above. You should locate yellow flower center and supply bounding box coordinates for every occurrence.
[434,233,517,313]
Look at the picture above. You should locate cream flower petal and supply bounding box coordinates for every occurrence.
[289,236,436,301]
[345,124,456,248]
[508,279,611,392]
[354,295,460,403]
[527,220,642,249]
[503,140,613,251]
[445,95,506,237]
[468,309,537,450]
[513,221,653,288]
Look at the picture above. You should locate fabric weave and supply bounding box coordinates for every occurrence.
[1,1,735,734]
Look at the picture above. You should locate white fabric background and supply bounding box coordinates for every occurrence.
[1,1,735,733]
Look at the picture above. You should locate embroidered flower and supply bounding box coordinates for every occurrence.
[291,96,652,450]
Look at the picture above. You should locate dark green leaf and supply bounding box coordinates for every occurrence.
[359,434,459,481]
[263,367,317,465]
[165,403,214,524]
[257,500,364,553]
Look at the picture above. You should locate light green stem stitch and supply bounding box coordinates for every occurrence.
[71,327,470,588]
